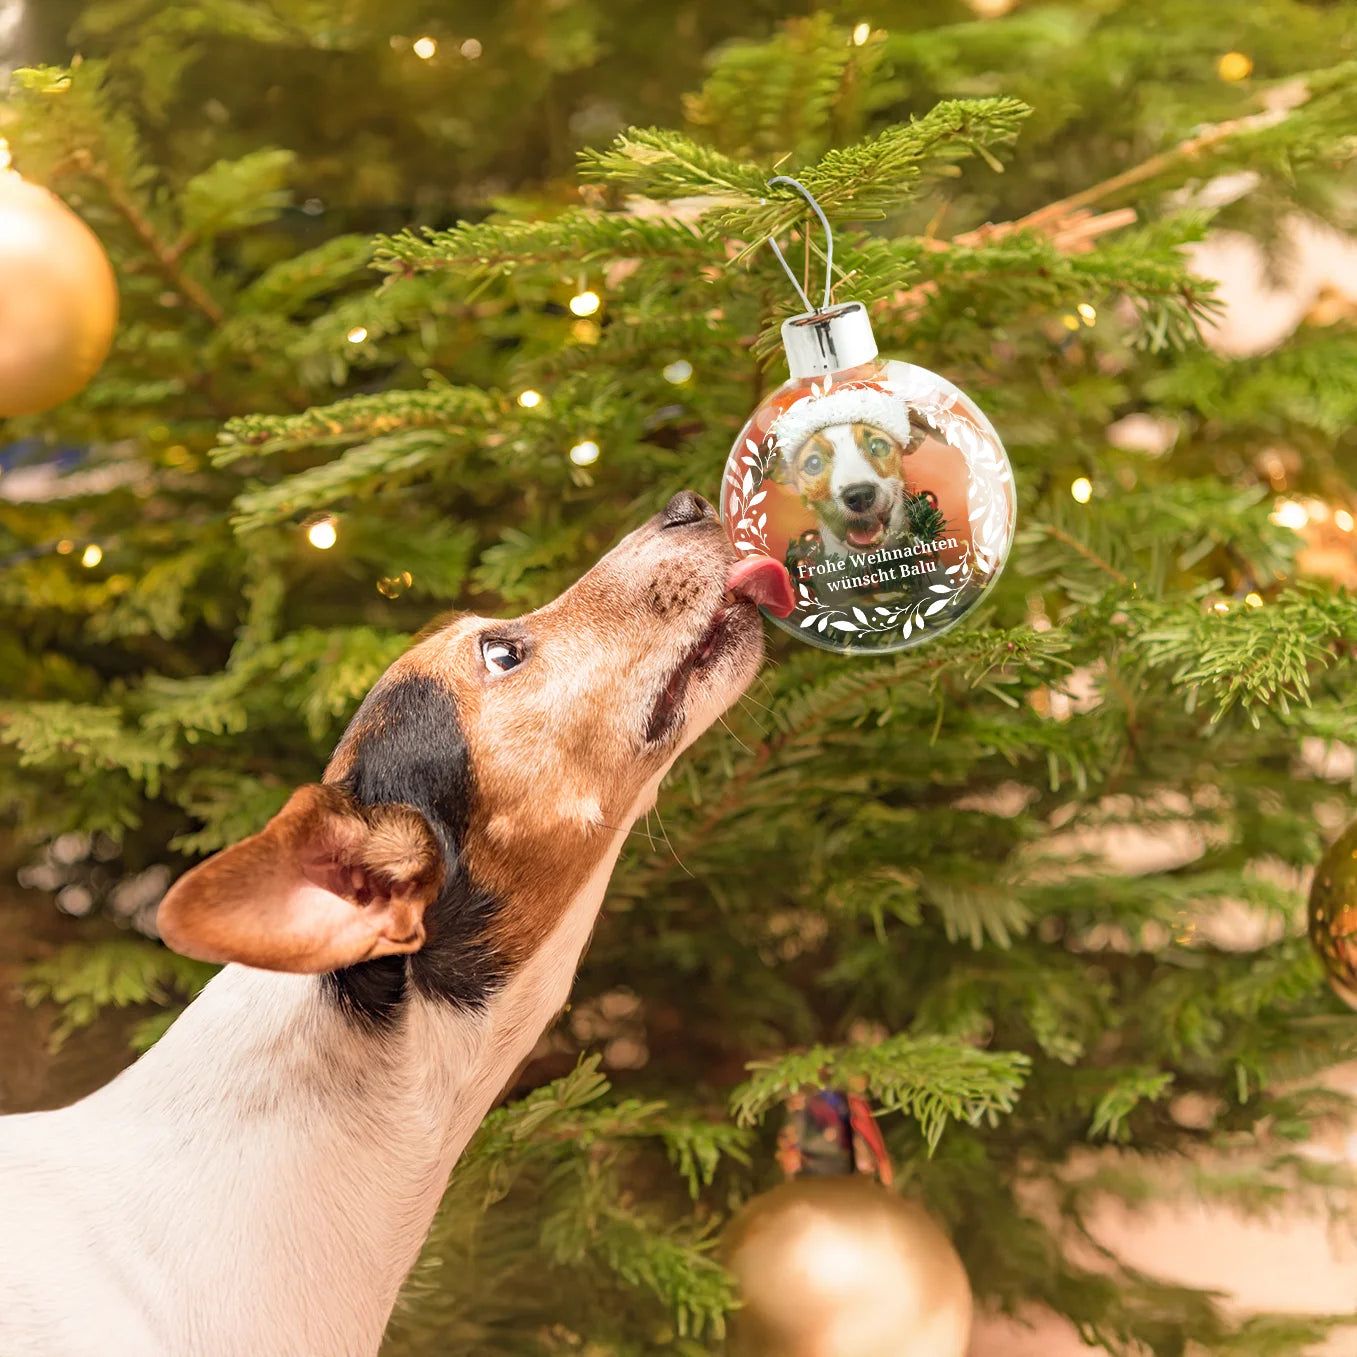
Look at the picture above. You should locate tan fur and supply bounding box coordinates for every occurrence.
[356,512,757,968]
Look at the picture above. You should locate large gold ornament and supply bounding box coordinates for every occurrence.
[0,144,118,417]
[724,1176,972,1357]
[1309,817,1357,1009]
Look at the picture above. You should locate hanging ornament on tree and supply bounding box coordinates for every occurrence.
[724,1089,973,1357]
[0,140,119,417]
[722,178,1016,654]
[1309,816,1357,1009]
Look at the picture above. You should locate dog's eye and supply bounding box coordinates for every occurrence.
[481,639,522,674]
[868,437,889,457]
[803,453,823,476]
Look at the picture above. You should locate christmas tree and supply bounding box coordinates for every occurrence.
[3,2,1357,1353]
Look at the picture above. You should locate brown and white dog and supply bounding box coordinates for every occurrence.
[0,492,793,1357]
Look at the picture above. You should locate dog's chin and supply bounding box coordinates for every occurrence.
[643,595,762,750]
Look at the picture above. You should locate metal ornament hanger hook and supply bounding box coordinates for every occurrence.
[764,175,834,314]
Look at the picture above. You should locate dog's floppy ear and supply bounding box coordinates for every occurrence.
[156,784,445,974]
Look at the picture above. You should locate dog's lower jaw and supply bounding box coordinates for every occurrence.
[0,779,665,1357]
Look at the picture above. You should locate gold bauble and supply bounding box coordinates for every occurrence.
[725,1176,972,1357]
[1309,817,1357,1009]
[0,159,118,417]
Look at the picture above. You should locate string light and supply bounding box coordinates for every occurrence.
[1336,509,1354,533]
[662,360,692,384]
[1071,476,1093,504]
[569,440,600,467]
[518,389,542,408]
[852,21,871,45]
[80,544,102,568]
[459,38,482,59]
[569,289,601,317]
[1076,302,1097,325]
[1217,51,1253,82]
[1271,499,1309,530]
[307,518,338,550]
[1245,592,1264,608]
[1212,600,1231,614]
[346,326,368,344]
[1060,314,1080,332]
[413,36,437,59]
[56,539,74,555]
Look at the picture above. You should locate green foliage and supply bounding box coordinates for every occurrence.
[732,1035,1031,1150]
[5,4,1357,1355]
[22,940,215,1049]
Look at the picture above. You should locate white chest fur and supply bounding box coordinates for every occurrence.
[0,822,631,1357]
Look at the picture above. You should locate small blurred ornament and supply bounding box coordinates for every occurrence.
[0,141,119,417]
[725,1090,972,1357]
[1309,817,1357,1009]
[721,178,1015,655]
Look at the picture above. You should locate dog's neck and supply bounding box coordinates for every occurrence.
[43,812,637,1356]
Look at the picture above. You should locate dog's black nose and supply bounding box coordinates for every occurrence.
[662,490,712,528]
[841,482,879,515]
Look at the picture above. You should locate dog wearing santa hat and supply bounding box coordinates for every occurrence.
[772,388,929,561]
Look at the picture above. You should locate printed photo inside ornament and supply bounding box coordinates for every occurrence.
[722,364,1016,653]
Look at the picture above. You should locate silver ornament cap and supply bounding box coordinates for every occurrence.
[781,301,878,380]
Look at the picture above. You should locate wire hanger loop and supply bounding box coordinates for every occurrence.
[764,175,834,313]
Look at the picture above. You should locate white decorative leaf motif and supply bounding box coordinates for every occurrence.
[925,599,948,617]
[829,620,859,632]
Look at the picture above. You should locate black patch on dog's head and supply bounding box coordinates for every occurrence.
[323,673,508,1023]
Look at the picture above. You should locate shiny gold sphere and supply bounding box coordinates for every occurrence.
[725,1177,972,1357]
[0,169,118,417]
[1309,817,1357,1009]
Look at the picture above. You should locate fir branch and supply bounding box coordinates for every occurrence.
[731,1034,1030,1150]
[69,148,225,327]
[1088,1068,1175,1142]
[22,941,216,1050]
[373,209,708,276]
[228,431,456,530]
[0,702,177,791]
[216,386,502,456]
[1129,586,1357,724]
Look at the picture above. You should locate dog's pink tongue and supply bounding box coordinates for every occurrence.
[728,554,795,618]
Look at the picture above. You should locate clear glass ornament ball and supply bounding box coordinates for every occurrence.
[721,356,1016,654]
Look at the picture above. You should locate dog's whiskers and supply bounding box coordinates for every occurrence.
[716,712,755,757]
[651,805,693,878]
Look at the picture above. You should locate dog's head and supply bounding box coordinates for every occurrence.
[789,421,917,554]
[157,492,788,1001]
